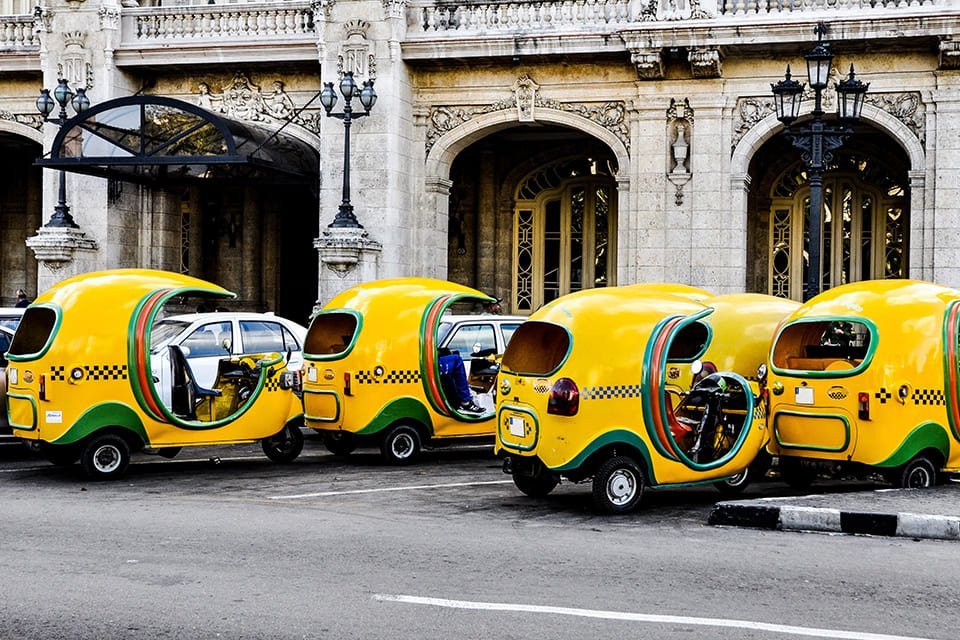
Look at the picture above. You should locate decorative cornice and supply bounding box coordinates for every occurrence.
[98,6,122,31]
[310,0,334,21]
[688,48,722,79]
[0,111,43,131]
[939,38,960,71]
[630,48,664,80]
[381,0,406,19]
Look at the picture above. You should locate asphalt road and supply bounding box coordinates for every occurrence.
[0,439,957,640]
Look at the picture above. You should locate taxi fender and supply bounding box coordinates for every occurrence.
[51,402,148,447]
[553,429,657,485]
[356,397,433,437]
[873,422,950,468]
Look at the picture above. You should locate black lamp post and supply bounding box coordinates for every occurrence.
[320,71,377,229]
[771,22,869,301]
[36,78,90,229]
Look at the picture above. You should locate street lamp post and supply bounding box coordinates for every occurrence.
[320,71,378,229]
[36,78,90,229]
[771,23,869,301]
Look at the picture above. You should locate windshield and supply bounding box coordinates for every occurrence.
[150,320,191,352]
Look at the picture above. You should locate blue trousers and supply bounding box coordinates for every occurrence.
[438,353,471,405]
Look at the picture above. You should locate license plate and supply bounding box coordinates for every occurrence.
[508,416,525,437]
[795,387,814,405]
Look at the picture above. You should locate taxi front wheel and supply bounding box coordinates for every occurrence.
[592,456,645,514]
[380,424,421,465]
[80,434,131,480]
[261,424,304,463]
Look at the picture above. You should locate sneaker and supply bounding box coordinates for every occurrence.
[459,401,486,415]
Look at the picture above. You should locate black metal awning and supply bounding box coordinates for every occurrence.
[35,95,318,186]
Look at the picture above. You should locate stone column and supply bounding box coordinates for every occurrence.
[241,188,263,309]
[476,148,496,293]
[931,79,960,286]
[631,100,669,284]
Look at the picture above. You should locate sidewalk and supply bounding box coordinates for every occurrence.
[708,483,960,541]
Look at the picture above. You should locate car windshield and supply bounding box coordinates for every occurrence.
[0,318,19,331]
[150,320,191,352]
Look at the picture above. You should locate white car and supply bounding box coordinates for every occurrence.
[437,314,524,376]
[0,307,25,332]
[1,325,15,435]
[150,312,307,408]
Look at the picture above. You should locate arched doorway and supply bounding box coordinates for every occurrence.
[0,131,41,305]
[746,125,910,300]
[445,124,618,314]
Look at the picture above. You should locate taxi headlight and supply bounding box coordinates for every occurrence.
[8,367,17,385]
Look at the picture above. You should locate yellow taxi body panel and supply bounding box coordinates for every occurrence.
[301,277,497,440]
[767,280,960,472]
[494,288,796,487]
[6,269,301,448]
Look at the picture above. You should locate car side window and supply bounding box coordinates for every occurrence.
[445,324,496,355]
[182,322,233,358]
[0,331,10,366]
[240,321,286,354]
[500,323,521,348]
[281,326,301,351]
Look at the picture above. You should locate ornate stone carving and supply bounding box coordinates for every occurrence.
[98,6,121,31]
[513,75,538,123]
[732,91,926,150]
[314,227,382,277]
[32,6,53,34]
[630,48,664,80]
[26,227,98,273]
[688,48,722,79]
[426,94,629,155]
[311,0,334,21]
[195,73,322,134]
[667,98,693,206]
[338,19,374,82]
[940,38,960,70]
[381,0,405,20]
[0,111,43,131]
[58,32,93,91]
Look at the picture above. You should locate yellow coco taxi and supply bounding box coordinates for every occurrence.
[6,270,304,479]
[767,280,960,489]
[301,278,517,464]
[495,288,798,513]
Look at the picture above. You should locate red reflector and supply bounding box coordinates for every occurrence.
[858,391,870,420]
[344,372,352,396]
[547,378,579,416]
[39,374,46,401]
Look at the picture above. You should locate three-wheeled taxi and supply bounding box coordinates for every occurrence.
[5,270,304,479]
[495,288,798,513]
[767,280,960,488]
[301,278,519,464]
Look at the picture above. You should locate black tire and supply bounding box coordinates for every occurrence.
[714,467,752,496]
[779,456,817,489]
[80,434,131,480]
[892,455,937,489]
[591,456,645,514]
[512,469,559,498]
[380,424,421,465]
[157,447,181,459]
[40,444,80,467]
[261,424,304,463]
[323,433,357,457]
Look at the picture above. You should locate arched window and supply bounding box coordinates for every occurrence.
[768,154,907,300]
[513,157,617,312]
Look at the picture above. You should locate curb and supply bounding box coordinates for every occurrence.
[708,502,960,541]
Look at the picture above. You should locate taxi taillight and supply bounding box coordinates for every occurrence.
[344,372,352,396]
[547,378,579,416]
[39,374,46,401]
[858,392,870,420]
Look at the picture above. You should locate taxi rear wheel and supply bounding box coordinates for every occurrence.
[713,468,752,496]
[512,469,559,498]
[261,424,304,463]
[380,424,421,465]
[80,434,131,480]
[323,433,357,457]
[892,455,937,489]
[592,456,645,514]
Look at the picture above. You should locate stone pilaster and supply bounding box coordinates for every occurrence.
[25,226,99,292]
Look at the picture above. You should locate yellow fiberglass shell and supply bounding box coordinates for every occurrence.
[622,282,712,302]
[494,287,765,487]
[6,269,302,448]
[300,277,496,440]
[767,280,960,472]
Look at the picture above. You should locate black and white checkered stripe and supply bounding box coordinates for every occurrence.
[581,385,643,400]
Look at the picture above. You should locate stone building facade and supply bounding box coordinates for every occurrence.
[0,0,957,323]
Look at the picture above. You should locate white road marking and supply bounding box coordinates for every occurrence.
[269,480,513,500]
[372,594,938,640]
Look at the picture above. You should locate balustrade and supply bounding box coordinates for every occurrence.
[720,0,938,15]
[123,1,314,43]
[0,15,36,48]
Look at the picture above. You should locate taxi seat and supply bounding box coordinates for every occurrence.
[169,345,221,420]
